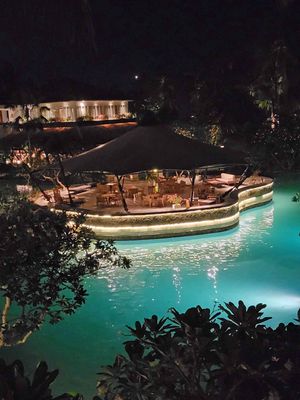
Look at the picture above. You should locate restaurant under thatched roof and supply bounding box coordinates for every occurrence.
[62,125,247,175]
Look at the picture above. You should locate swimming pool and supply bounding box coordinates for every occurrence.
[2,176,300,398]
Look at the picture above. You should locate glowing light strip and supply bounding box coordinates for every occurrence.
[237,183,273,199]
[82,192,273,234]
[51,181,273,238]
[239,191,273,210]
[83,212,240,233]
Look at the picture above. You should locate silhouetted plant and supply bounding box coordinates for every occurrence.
[98,302,300,400]
[0,359,99,400]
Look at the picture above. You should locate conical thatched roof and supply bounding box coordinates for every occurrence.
[62,125,246,175]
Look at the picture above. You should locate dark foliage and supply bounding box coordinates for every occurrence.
[0,359,98,400]
[254,113,300,171]
[0,124,135,156]
[136,110,159,126]
[0,196,130,347]
[99,301,300,400]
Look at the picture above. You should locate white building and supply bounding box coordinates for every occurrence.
[0,99,131,123]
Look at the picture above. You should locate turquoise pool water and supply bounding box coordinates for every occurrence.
[1,177,300,398]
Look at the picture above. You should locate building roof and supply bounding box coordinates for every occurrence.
[39,99,131,107]
[62,124,247,175]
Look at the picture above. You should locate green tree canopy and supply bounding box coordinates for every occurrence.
[0,196,130,347]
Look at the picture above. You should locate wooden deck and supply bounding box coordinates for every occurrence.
[32,176,273,239]
[34,175,269,216]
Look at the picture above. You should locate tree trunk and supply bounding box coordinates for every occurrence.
[57,154,74,206]
[0,299,45,348]
[2,296,11,326]
[0,296,11,347]
[23,163,51,201]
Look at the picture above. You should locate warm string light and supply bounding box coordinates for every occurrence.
[83,212,240,232]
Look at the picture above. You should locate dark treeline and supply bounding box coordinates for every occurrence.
[1,1,300,170]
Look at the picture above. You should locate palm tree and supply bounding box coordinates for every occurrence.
[251,0,300,125]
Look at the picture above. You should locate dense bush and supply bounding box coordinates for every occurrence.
[98,302,300,400]
[0,196,130,347]
[254,114,300,171]
[0,359,94,400]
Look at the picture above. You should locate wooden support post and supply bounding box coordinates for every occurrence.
[57,155,74,206]
[236,165,252,188]
[116,175,129,213]
[189,170,196,207]
[221,165,251,200]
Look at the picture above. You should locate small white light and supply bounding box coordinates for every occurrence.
[134,75,139,80]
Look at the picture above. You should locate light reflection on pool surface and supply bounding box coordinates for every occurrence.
[1,177,300,398]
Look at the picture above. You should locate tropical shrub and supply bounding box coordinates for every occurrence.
[0,359,93,400]
[98,302,300,400]
[0,196,130,347]
[254,113,300,171]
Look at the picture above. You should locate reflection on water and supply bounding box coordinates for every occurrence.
[95,206,274,301]
[207,266,219,304]
[123,206,273,268]
[4,187,300,400]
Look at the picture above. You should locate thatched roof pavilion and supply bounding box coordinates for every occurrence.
[62,125,246,175]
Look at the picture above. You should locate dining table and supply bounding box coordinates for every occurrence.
[101,193,120,205]
[105,182,118,192]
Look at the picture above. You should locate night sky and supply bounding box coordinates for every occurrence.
[0,0,299,100]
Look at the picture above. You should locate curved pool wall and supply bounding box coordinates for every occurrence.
[79,179,273,239]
